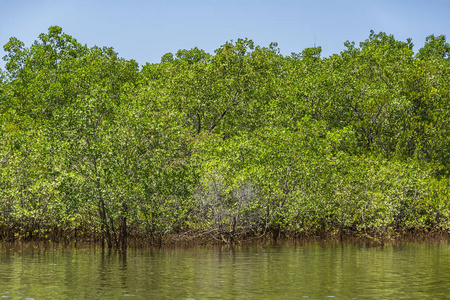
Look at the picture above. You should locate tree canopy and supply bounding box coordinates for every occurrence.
[1,26,449,247]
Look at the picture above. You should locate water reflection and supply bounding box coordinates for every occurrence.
[0,242,450,299]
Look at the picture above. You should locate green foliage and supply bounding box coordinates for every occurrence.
[416,34,450,60]
[1,27,449,245]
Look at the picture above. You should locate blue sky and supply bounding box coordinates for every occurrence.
[1,0,449,69]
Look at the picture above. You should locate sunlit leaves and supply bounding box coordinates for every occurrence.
[1,27,449,244]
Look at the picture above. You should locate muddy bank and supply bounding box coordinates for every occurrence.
[3,226,450,250]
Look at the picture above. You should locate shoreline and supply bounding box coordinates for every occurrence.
[2,227,450,250]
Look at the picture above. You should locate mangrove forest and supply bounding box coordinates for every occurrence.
[0,26,449,248]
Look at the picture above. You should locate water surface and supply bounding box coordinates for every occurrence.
[1,242,450,299]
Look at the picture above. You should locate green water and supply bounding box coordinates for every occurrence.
[1,242,450,299]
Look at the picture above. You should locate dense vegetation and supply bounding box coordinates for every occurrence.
[1,26,449,248]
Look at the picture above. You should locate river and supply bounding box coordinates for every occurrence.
[1,241,450,299]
